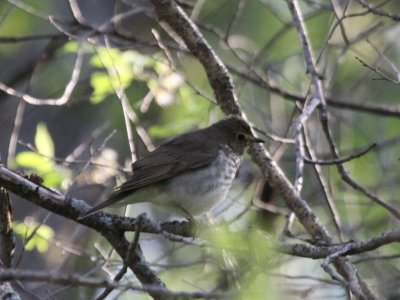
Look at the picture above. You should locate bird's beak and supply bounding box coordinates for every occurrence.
[252,137,265,143]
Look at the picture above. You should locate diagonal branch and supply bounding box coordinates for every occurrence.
[278,229,400,258]
[147,0,381,298]
[0,165,174,300]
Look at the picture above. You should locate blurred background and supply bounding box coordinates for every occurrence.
[1,0,400,299]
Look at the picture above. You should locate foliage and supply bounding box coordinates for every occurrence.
[13,219,54,253]
[14,123,70,189]
[1,0,400,299]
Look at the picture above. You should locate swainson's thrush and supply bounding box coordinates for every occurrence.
[79,116,263,219]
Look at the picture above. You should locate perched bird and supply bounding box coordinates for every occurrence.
[79,116,263,220]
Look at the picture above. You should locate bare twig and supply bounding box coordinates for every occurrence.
[303,129,342,241]
[14,214,51,268]
[355,57,399,85]
[0,268,225,299]
[146,5,377,299]
[96,218,143,300]
[0,46,83,105]
[354,0,400,21]
[286,0,378,298]
[303,143,376,165]
[278,229,400,258]
[228,64,400,118]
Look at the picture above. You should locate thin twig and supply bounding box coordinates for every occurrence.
[303,129,342,241]
[0,268,226,299]
[303,143,376,165]
[354,0,400,21]
[96,218,143,300]
[286,0,378,298]
[0,46,84,105]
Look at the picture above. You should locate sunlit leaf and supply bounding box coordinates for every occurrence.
[90,71,114,103]
[35,123,54,157]
[89,48,136,104]
[62,41,79,53]
[25,240,36,251]
[89,48,170,105]
[42,169,65,187]
[15,151,69,188]
[15,151,53,173]
[197,225,278,299]
[148,119,198,139]
[13,221,54,253]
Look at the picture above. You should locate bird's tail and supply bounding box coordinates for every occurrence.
[77,189,134,220]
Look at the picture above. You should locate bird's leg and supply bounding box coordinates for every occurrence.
[179,206,198,226]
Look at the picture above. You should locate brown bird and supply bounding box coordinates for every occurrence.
[79,115,263,220]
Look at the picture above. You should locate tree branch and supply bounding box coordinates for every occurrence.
[0,269,225,299]
[0,165,178,299]
[278,229,400,258]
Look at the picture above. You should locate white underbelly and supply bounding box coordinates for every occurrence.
[162,149,241,215]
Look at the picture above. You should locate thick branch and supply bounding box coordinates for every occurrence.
[278,229,400,258]
[0,165,174,299]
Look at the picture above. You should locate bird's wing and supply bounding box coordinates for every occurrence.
[78,132,218,219]
[113,133,219,194]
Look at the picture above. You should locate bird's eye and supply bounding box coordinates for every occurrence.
[236,133,245,141]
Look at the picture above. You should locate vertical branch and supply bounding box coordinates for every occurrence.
[0,188,20,299]
[282,97,320,237]
[0,188,14,268]
[96,220,143,300]
[286,0,378,298]
[303,129,342,241]
[7,101,25,167]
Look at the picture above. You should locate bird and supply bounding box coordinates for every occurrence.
[79,115,264,220]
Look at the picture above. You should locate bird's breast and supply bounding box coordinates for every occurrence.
[163,148,242,215]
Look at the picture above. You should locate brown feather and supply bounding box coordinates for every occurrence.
[78,128,219,219]
[78,116,261,219]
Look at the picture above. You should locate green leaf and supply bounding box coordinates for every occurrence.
[42,169,64,187]
[89,48,161,104]
[148,119,198,139]
[90,71,114,103]
[13,221,54,253]
[15,151,70,188]
[35,123,54,157]
[62,41,79,53]
[15,151,53,173]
